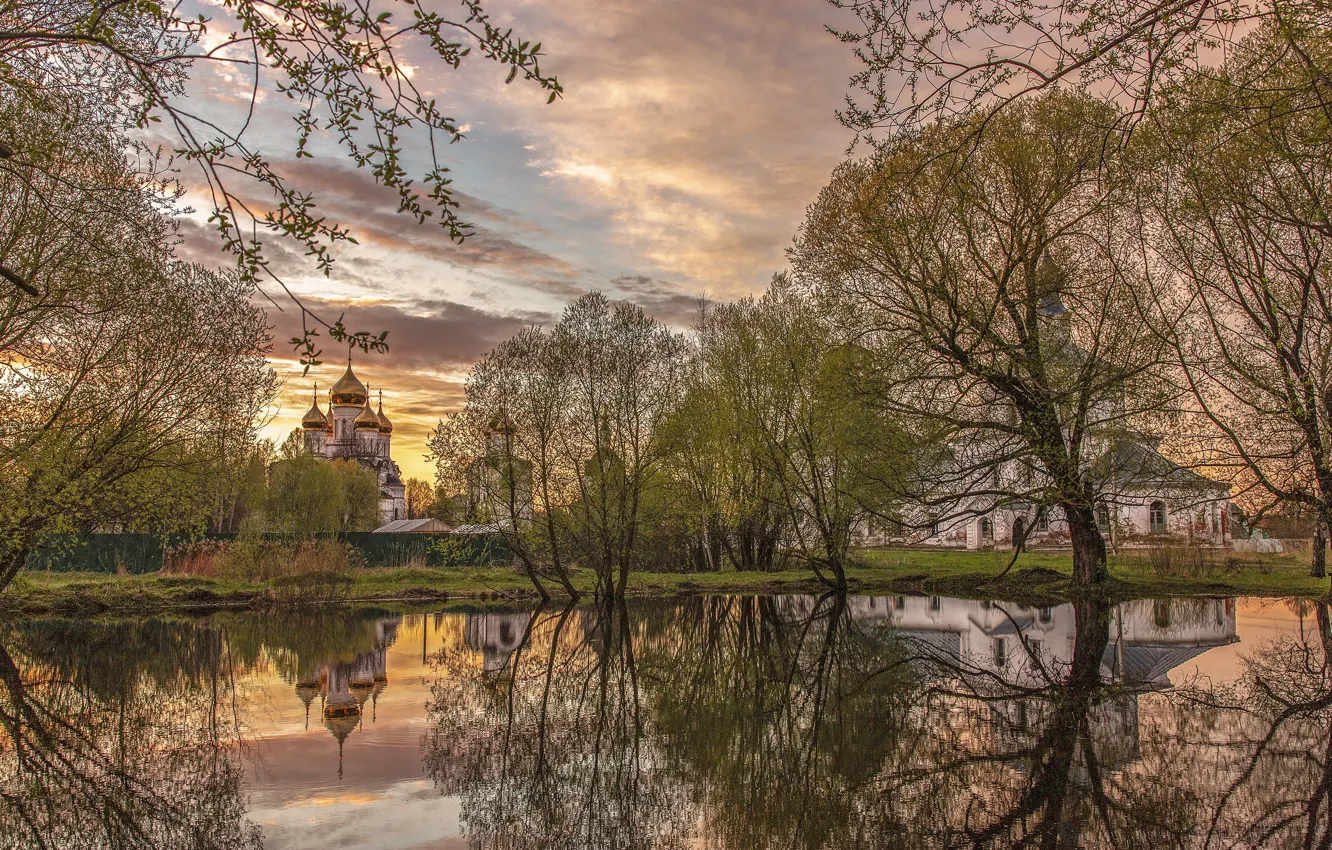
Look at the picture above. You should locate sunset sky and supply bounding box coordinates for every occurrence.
[179,0,865,481]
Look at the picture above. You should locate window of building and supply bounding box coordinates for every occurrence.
[1035,512,1050,532]
[1038,606,1053,624]
[930,596,941,611]
[979,516,993,540]
[1150,501,1168,534]
[1096,504,1111,532]
[993,638,1007,668]
[894,596,906,611]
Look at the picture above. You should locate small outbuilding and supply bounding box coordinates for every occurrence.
[372,518,453,534]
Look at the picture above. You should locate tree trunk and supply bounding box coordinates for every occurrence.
[1066,505,1108,588]
[1313,523,1326,579]
[0,543,31,594]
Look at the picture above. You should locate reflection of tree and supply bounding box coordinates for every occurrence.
[1168,601,1332,846]
[0,621,260,850]
[424,600,691,849]
[424,593,1240,848]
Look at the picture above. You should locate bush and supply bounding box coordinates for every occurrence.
[163,537,363,582]
[1129,541,1219,578]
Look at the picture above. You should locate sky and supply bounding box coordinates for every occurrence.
[177,0,866,481]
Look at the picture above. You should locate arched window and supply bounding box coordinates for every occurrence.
[1095,504,1111,532]
[979,516,993,540]
[1150,501,1168,534]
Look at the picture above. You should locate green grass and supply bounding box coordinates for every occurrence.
[3,546,1326,617]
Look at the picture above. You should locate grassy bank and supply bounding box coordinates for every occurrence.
[2,547,1326,617]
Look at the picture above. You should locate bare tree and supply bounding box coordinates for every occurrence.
[1140,24,1332,573]
[792,92,1168,587]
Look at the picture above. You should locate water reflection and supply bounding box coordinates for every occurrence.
[0,620,261,850]
[2,596,1329,848]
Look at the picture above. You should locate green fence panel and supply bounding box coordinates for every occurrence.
[26,532,510,573]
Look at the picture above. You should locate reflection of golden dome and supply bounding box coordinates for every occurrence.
[295,683,319,707]
[376,392,393,434]
[355,394,380,431]
[301,385,327,430]
[330,361,368,407]
[322,710,360,745]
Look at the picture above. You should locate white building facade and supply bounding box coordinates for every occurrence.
[299,359,407,526]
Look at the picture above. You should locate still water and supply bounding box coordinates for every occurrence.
[0,595,1325,848]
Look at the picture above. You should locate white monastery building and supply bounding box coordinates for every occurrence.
[299,358,407,526]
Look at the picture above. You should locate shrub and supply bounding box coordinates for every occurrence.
[163,537,363,583]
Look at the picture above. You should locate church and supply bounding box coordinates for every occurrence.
[298,358,407,526]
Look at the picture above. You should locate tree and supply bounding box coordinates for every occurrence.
[792,93,1167,587]
[1,0,563,359]
[404,477,435,520]
[265,455,345,536]
[332,459,381,531]
[828,0,1329,142]
[1139,25,1332,576]
[0,256,275,590]
[679,281,907,590]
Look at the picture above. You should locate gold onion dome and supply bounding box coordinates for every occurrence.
[355,392,380,431]
[487,414,512,435]
[376,391,393,434]
[301,385,327,430]
[330,359,368,407]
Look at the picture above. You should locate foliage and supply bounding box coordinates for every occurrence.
[163,534,363,583]
[792,91,1170,587]
[1136,24,1332,545]
[0,0,563,361]
[264,455,381,534]
[430,292,690,599]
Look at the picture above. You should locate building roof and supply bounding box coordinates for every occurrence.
[301,385,327,429]
[330,359,369,406]
[1092,437,1231,494]
[373,518,453,533]
[452,522,506,535]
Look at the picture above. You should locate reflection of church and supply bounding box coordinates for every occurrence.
[836,595,1237,691]
[292,616,401,776]
[835,595,1237,775]
[463,612,532,674]
[299,357,407,525]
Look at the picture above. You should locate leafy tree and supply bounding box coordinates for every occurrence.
[430,293,689,599]
[0,255,274,590]
[265,454,345,536]
[0,0,563,359]
[676,281,907,589]
[828,0,1328,142]
[332,459,381,531]
[1138,25,1332,574]
[792,92,1167,587]
[404,477,435,520]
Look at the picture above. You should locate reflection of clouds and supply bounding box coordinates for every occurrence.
[249,778,465,850]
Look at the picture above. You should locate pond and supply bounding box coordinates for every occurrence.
[0,594,1325,848]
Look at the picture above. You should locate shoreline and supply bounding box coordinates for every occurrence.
[2,548,1327,617]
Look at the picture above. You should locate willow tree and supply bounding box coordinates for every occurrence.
[1139,25,1332,573]
[674,280,907,590]
[793,92,1166,588]
[1,0,562,360]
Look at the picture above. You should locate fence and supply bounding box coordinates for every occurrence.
[25,532,511,574]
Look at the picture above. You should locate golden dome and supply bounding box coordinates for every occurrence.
[301,385,327,430]
[330,359,368,407]
[376,391,393,434]
[355,393,380,431]
[487,414,512,435]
